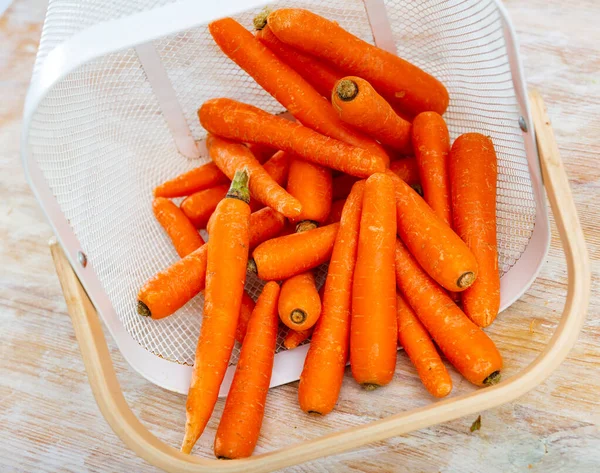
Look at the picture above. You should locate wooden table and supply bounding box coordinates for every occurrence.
[1,1,598,471]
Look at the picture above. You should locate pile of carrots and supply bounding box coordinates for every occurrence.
[137,8,503,458]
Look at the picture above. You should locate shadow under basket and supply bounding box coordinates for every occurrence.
[24,0,589,471]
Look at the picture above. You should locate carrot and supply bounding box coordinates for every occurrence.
[387,170,478,292]
[395,239,502,386]
[396,293,452,398]
[199,98,386,178]
[250,222,339,281]
[284,326,313,350]
[351,173,397,389]
[235,291,256,345]
[389,157,422,195]
[182,170,251,454]
[287,156,332,229]
[214,281,279,459]
[325,198,346,225]
[332,76,412,155]
[209,18,387,162]
[152,197,205,258]
[207,135,302,219]
[449,133,500,327]
[412,112,452,226]
[246,142,276,163]
[331,173,359,200]
[180,184,228,229]
[298,181,364,414]
[255,22,342,98]
[262,150,290,187]
[153,162,228,198]
[267,9,449,118]
[278,272,321,331]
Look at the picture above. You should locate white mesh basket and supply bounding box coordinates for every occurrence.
[23,0,591,470]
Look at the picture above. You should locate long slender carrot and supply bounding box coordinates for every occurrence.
[267,9,449,117]
[235,291,256,345]
[182,170,251,454]
[332,76,412,155]
[180,184,229,229]
[299,181,364,414]
[250,222,339,281]
[262,150,290,187]
[255,22,342,98]
[325,198,346,225]
[246,142,276,163]
[331,173,359,200]
[449,133,500,327]
[207,135,302,219]
[395,239,502,386]
[214,281,279,459]
[287,156,332,228]
[396,293,452,398]
[199,98,386,177]
[154,162,228,198]
[389,157,422,195]
[209,18,387,162]
[351,173,397,389]
[278,272,322,331]
[152,197,205,258]
[387,170,478,292]
[283,326,313,350]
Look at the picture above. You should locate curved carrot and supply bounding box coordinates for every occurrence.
[154,162,228,198]
[284,326,313,350]
[246,142,276,163]
[262,150,290,187]
[182,170,251,454]
[351,173,397,389]
[332,76,412,155]
[325,198,346,225]
[235,291,256,345]
[449,133,500,327]
[387,170,478,292]
[395,239,502,386]
[267,9,449,117]
[152,197,205,258]
[198,98,386,177]
[207,135,302,219]
[214,281,279,459]
[180,184,228,229]
[389,157,422,195]
[287,156,332,227]
[278,272,321,331]
[396,293,452,398]
[331,173,359,200]
[299,180,364,414]
[250,222,339,281]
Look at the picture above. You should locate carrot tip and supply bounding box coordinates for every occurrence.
[295,220,319,233]
[411,183,424,197]
[307,410,323,416]
[290,309,307,325]
[336,79,359,102]
[253,8,270,30]
[362,383,380,391]
[483,371,501,386]
[457,271,476,289]
[247,258,257,275]
[137,300,151,317]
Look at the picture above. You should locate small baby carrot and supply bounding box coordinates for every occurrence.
[278,272,322,331]
[287,156,332,228]
[235,291,256,345]
[152,197,205,258]
[180,184,229,229]
[283,327,313,350]
[153,162,228,198]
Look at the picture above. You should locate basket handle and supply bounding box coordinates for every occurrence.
[49,90,590,473]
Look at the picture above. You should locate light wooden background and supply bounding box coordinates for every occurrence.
[1,0,599,472]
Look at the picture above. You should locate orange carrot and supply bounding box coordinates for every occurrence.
[396,293,452,398]
[235,291,256,345]
[207,135,302,219]
[214,281,279,459]
[299,181,364,414]
[278,272,322,331]
[287,156,332,228]
[449,133,500,327]
[325,198,346,225]
[209,18,387,162]
[332,76,412,155]
[389,157,422,195]
[284,326,313,350]
[395,239,502,386]
[180,184,228,229]
[153,162,228,198]
[255,22,342,98]
[152,197,205,258]
[262,150,290,187]
[250,222,339,281]
[351,173,397,389]
[387,170,478,292]
[246,142,276,163]
[412,112,452,226]
[199,99,386,178]
[182,170,251,454]
[331,173,359,200]
[267,9,449,118]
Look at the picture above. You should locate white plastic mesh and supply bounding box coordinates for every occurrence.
[26,0,536,366]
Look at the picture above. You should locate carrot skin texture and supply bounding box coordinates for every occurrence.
[351,174,397,388]
[284,327,313,349]
[449,133,500,327]
[262,151,290,188]
[389,157,421,186]
[180,184,228,229]
[395,239,502,386]
[152,197,205,258]
[235,291,256,345]
[279,272,322,331]
[154,162,228,198]
[287,156,332,224]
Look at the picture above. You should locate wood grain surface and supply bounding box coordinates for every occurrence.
[1,0,599,472]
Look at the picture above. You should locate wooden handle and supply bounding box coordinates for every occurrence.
[50,90,590,473]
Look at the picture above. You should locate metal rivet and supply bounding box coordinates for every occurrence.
[78,251,87,268]
[518,116,528,132]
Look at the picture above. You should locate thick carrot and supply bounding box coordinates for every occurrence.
[287,156,332,228]
[389,157,422,195]
[412,112,452,226]
[207,135,302,219]
[152,197,205,258]
[449,133,500,327]
[267,9,449,117]
[299,181,364,414]
[209,18,387,162]
[214,281,279,459]
[351,173,397,389]
[332,76,412,155]
[283,326,313,350]
[331,173,359,200]
[198,98,386,177]
[250,222,339,281]
[246,142,276,163]
[395,239,502,386]
[255,22,342,98]
[235,291,256,345]
[278,272,322,331]
[262,150,290,187]
[154,162,228,198]
[180,184,228,229]
[387,170,478,292]
[396,293,452,398]
[325,198,346,225]
[182,170,251,454]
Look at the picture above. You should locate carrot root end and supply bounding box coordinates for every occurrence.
[247,258,258,275]
[137,300,151,317]
[483,370,501,386]
[362,383,380,391]
[253,8,270,30]
[295,220,319,233]
[336,79,359,102]
[290,309,307,324]
[457,271,476,289]
[226,168,251,204]
[307,410,323,415]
